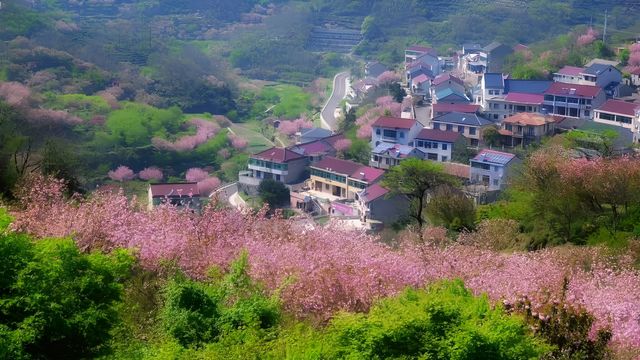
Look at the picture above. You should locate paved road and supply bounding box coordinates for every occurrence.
[320,71,350,131]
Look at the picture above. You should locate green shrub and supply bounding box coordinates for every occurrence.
[0,234,133,359]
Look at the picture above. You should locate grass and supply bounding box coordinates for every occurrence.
[43,93,112,120]
[230,121,274,154]
[260,84,312,119]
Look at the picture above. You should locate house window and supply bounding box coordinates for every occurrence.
[325,183,330,190]
[399,132,405,138]
[503,104,507,109]
[469,127,476,135]
[493,179,499,186]
[383,129,397,138]
[544,95,554,101]
[446,124,453,131]
[584,110,590,117]
[427,153,438,160]
[493,114,498,120]
[376,128,380,135]
[458,126,465,133]
[442,143,448,150]
[441,156,448,162]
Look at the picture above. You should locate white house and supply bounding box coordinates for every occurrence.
[593,99,640,141]
[412,128,462,162]
[469,149,519,191]
[371,116,422,147]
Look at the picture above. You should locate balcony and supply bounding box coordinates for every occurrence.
[248,164,288,175]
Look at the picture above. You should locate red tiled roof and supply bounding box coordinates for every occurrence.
[413,73,431,84]
[312,157,384,183]
[432,103,480,114]
[503,113,551,126]
[443,163,470,179]
[504,92,544,104]
[432,73,464,87]
[545,82,602,98]
[150,183,199,197]
[513,44,529,52]
[596,99,640,117]
[407,45,436,55]
[372,116,417,129]
[360,183,389,202]
[416,128,461,142]
[253,147,304,163]
[556,66,585,76]
[498,129,513,135]
[292,133,345,155]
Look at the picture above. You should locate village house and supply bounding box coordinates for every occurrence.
[499,112,556,147]
[542,82,606,119]
[371,116,422,146]
[433,88,470,104]
[356,183,409,226]
[410,73,432,99]
[309,157,385,200]
[479,73,551,120]
[431,103,481,118]
[243,147,308,185]
[369,143,426,169]
[469,149,519,191]
[483,42,514,73]
[430,73,466,101]
[629,67,640,87]
[553,63,622,97]
[405,45,441,76]
[296,127,333,144]
[289,133,346,162]
[413,128,463,162]
[365,61,388,78]
[431,112,494,147]
[593,99,640,141]
[148,183,201,211]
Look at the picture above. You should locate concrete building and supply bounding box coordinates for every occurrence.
[309,157,385,200]
[369,143,426,169]
[553,64,622,96]
[431,112,494,147]
[483,42,514,73]
[593,99,640,141]
[413,128,463,162]
[542,82,606,119]
[371,116,422,146]
[245,147,308,184]
[148,183,201,211]
[356,183,409,226]
[499,113,556,147]
[469,149,519,191]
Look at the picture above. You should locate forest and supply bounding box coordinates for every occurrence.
[2,0,640,359]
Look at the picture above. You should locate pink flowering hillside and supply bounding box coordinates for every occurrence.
[10,175,640,350]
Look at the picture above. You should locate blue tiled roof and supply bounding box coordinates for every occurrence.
[483,73,504,89]
[504,79,552,94]
[472,150,516,165]
[583,63,618,76]
[432,112,493,126]
[435,88,468,101]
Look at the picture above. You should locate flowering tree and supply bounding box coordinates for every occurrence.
[152,118,220,152]
[197,177,221,196]
[139,167,164,181]
[0,82,31,107]
[108,166,135,182]
[277,117,313,136]
[577,28,598,46]
[333,138,352,152]
[228,134,248,150]
[377,71,399,86]
[185,168,208,182]
[26,109,83,126]
[9,175,640,349]
[355,96,402,139]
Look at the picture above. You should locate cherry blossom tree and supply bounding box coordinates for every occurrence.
[228,134,248,150]
[108,166,135,182]
[577,28,598,46]
[277,117,313,136]
[152,118,220,152]
[333,138,352,152]
[197,177,221,196]
[0,82,31,107]
[138,167,164,181]
[185,168,208,182]
[377,71,399,86]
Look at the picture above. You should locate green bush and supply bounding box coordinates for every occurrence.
[322,280,550,360]
[0,234,133,359]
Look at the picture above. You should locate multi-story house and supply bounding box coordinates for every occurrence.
[553,64,622,96]
[430,73,466,101]
[405,45,441,76]
[431,103,480,118]
[356,183,409,226]
[371,116,422,146]
[480,73,551,121]
[244,147,308,184]
[593,99,640,141]
[413,128,463,162]
[542,82,606,119]
[483,42,514,73]
[290,133,346,162]
[369,143,426,169]
[410,73,432,98]
[309,157,385,200]
[499,113,555,147]
[469,149,519,191]
[431,112,494,147]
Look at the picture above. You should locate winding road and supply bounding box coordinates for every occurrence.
[320,71,350,131]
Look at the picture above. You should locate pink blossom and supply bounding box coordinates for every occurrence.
[185,168,208,182]
[629,43,640,53]
[356,123,372,138]
[628,52,640,67]
[217,148,231,159]
[197,177,221,196]
[138,167,163,181]
[0,82,31,107]
[152,118,220,152]
[26,108,83,126]
[377,71,399,85]
[108,166,135,182]
[333,138,352,151]
[577,27,598,46]
[228,134,248,150]
[277,117,313,136]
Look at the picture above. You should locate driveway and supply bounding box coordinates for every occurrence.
[320,71,350,131]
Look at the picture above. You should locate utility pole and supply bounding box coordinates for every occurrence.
[603,9,608,44]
